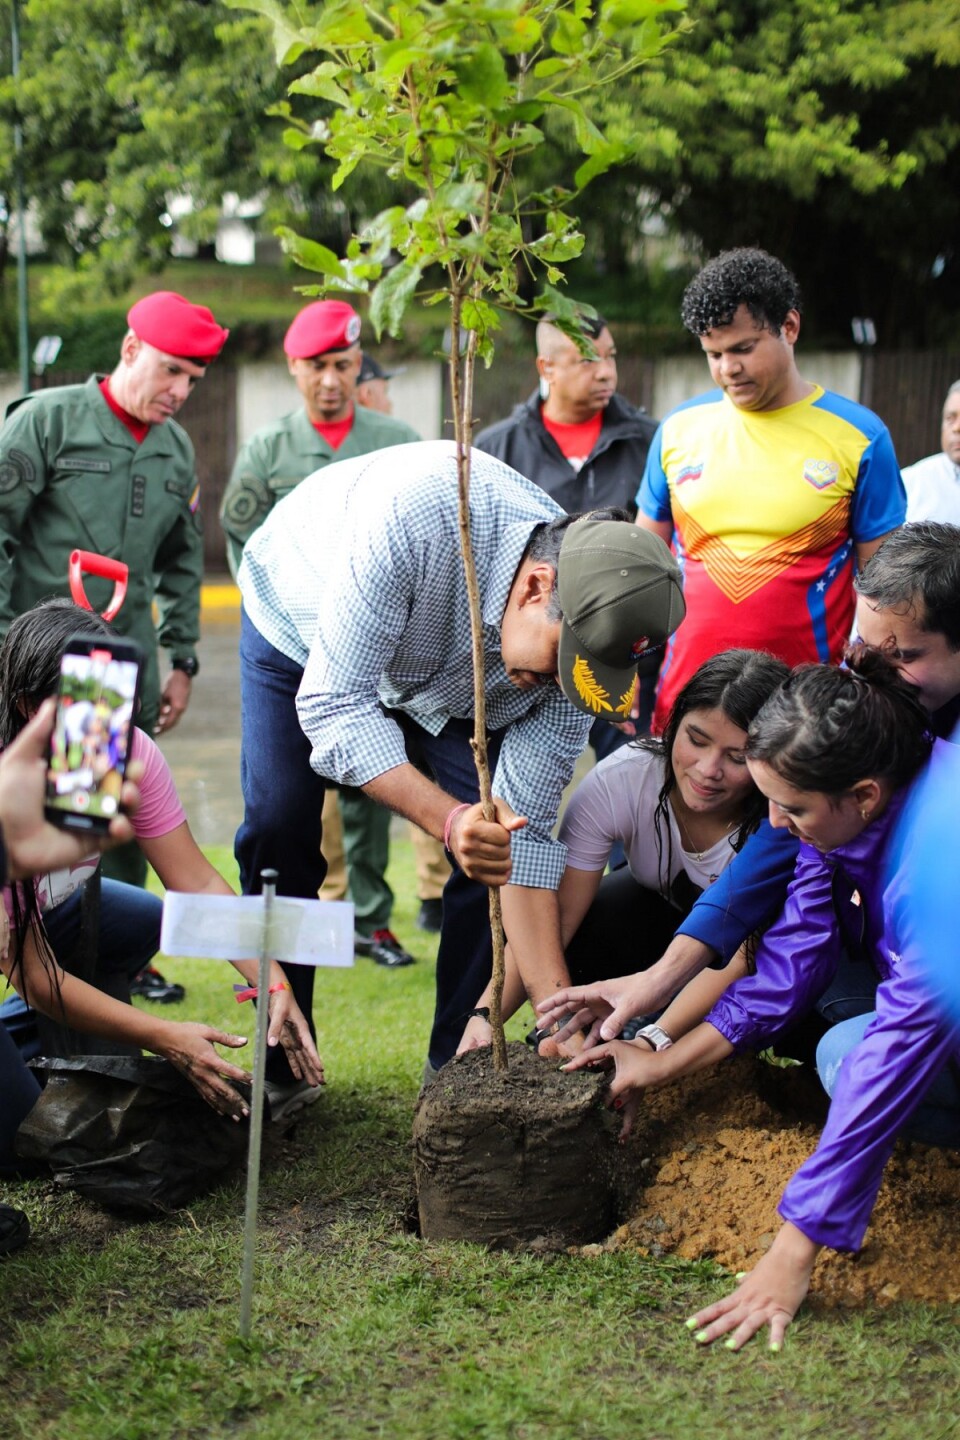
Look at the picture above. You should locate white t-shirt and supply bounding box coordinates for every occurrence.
[901,452,960,525]
[558,744,739,894]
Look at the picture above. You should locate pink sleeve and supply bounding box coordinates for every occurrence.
[129,728,187,839]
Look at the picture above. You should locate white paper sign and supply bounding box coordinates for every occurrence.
[160,892,355,968]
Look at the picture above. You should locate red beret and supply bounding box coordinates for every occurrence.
[127,291,229,362]
[284,301,362,359]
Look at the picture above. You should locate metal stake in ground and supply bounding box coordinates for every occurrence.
[239,867,277,1340]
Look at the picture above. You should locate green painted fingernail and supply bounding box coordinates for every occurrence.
[735,1271,748,1281]
[724,1337,737,1350]
[769,1341,782,1354]
[685,1317,698,1330]
[695,1330,710,1344]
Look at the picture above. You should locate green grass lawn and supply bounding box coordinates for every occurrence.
[2,839,960,1439]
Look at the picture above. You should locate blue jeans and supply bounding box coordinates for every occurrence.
[0,1022,41,1174]
[399,716,504,1071]
[43,878,162,984]
[235,610,506,1077]
[817,1012,960,1148]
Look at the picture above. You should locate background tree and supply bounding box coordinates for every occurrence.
[569,0,960,343]
[0,0,410,306]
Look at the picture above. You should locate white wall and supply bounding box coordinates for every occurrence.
[0,349,863,452]
[236,358,444,446]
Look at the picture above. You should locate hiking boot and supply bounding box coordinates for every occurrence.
[355,928,415,968]
[130,966,186,1003]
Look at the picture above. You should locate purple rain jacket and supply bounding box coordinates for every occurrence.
[705,741,960,1252]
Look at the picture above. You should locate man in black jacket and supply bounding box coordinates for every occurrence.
[474,310,656,516]
[476,310,659,744]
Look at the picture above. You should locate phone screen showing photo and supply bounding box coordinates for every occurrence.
[46,644,140,827]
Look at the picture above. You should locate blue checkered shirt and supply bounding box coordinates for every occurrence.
[239,441,593,889]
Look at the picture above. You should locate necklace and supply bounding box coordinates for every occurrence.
[674,806,738,861]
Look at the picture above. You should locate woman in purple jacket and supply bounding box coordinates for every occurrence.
[567,647,960,1350]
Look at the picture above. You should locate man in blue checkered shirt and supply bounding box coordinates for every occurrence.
[237,440,682,1095]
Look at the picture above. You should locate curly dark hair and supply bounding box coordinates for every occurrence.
[746,645,932,796]
[636,648,791,892]
[681,248,802,338]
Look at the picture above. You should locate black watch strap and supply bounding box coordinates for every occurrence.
[171,656,200,678]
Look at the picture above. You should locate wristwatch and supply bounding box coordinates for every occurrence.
[635,1023,673,1052]
[171,656,200,678]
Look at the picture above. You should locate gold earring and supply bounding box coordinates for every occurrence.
[860,807,869,822]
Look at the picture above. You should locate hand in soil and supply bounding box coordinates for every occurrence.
[448,798,527,886]
[686,1222,820,1352]
[536,972,661,1048]
[563,1038,661,1137]
[456,1013,493,1054]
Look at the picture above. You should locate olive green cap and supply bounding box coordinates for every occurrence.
[556,519,684,718]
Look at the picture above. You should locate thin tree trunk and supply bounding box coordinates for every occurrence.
[449,294,508,1071]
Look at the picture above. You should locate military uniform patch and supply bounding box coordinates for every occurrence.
[223,473,272,529]
[0,448,36,494]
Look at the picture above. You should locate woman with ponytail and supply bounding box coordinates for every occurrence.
[567,647,960,1349]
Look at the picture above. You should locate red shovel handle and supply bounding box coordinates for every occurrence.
[68,549,129,623]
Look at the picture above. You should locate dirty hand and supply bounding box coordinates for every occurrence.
[535,1023,585,1062]
[0,700,144,877]
[456,1012,493,1055]
[562,1038,661,1138]
[154,669,191,735]
[156,1022,250,1119]
[686,1223,819,1353]
[447,798,527,887]
[536,972,656,1048]
[267,988,325,1086]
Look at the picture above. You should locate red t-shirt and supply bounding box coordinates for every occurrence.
[311,410,354,450]
[542,409,603,472]
[98,379,150,445]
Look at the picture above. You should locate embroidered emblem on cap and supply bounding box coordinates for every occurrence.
[803,459,840,490]
[346,314,361,344]
[615,682,636,717]
[630,638,650,659]
[572,657,613,714]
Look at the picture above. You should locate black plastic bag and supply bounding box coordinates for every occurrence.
[15,1055,252,1213]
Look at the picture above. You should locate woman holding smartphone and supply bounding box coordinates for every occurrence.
[0,600,324,1170]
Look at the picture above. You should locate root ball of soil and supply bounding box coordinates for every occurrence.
[413,1044,622,1250]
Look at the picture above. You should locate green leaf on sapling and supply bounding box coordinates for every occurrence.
[453,44,510,106]
[276,227,348,279]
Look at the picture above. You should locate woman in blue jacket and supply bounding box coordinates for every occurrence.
[567,648,960,1350]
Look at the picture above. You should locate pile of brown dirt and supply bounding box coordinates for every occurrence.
[609,1053,960,1307]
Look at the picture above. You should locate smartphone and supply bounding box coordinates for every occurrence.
[45,633,143,833]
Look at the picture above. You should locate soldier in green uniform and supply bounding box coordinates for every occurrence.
[0,291,228,953]
[220,300,420,973]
